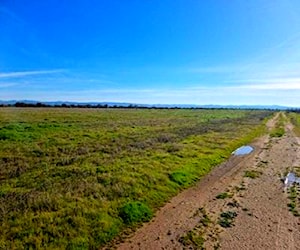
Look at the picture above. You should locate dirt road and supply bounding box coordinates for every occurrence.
[116,113,300,250]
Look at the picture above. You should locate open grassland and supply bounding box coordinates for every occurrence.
[0,108,272,249]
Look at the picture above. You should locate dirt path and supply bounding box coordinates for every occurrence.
[116,113,300,250]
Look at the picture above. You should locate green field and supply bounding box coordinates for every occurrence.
[0,108,272,249]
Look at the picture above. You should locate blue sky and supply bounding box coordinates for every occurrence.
[1,0,300,106]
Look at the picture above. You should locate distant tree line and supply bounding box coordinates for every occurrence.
[287,109,300,113]
[0,102,113,108]
[0,102,297,111]
[0,102,192,109]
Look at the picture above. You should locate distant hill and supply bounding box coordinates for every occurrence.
[0,100,297,110]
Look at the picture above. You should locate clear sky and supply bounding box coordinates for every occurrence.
[1,0,300,106]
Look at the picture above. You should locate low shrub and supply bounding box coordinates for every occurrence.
[216,192,233,199]
[218,211,237,228]
[244,170,262,179]
[178,231,204,248]
[270,128,284,138]
[119,201,153,224]
[169,171,194,186]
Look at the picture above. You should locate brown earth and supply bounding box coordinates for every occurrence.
[115,113,300,250]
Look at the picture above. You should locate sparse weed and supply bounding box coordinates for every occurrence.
[270,128,285,138]
[244,170,262,179]
[270,113,285,137]
[216,192,233,199]
[179,231,205,249]
[178,207,212,249]
[227,200,240,208]
[287,185,300,217]
[199,208,211,227]
[218,211,237,228]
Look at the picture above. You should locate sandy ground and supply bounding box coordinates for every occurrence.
[115,113,300,250]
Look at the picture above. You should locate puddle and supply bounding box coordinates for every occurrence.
[232,145,254,156]
[284,172,300,186]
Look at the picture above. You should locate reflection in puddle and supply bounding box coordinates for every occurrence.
[232,145,254,156]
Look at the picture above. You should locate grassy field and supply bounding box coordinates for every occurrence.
[0,108,272,249]
[289,111,300,136]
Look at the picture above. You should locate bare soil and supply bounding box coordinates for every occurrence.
[116,113,300,250]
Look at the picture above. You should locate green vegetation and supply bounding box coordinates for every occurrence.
[216,192,233,199]
[234,182,246,192]
[119,201,153,224]
[179,230,205,249]
[270,128,285,138]
[244,170,262,179]
[218,211,237,228]
[0,108,272,248]
[199,208,212,227]
[169,171,196,187]
[179,208,211,249]
[286,167,300,217]
[287,185,300,217]
[227,200,240,208]
[270,112,285,137]
[288,111,300,135]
